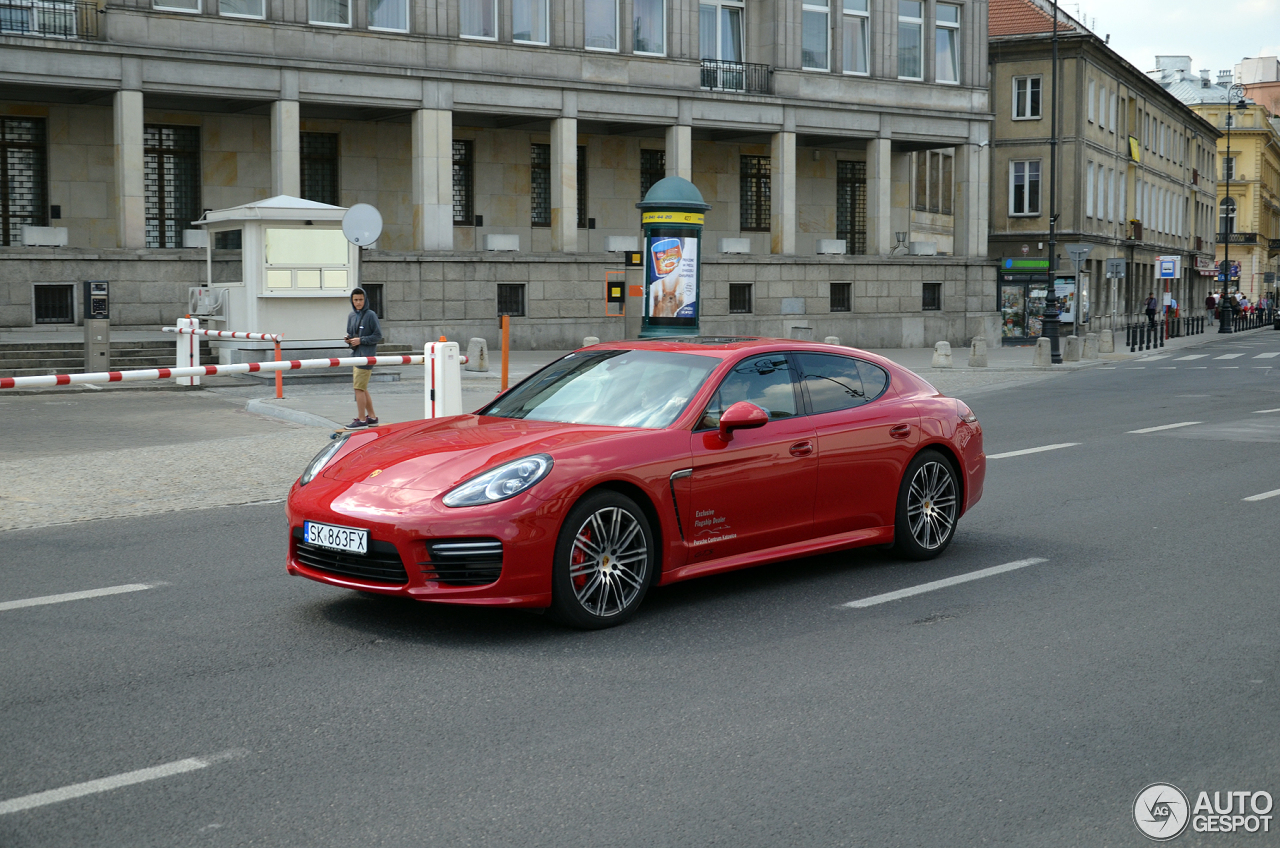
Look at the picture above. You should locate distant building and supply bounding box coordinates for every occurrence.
[1235,56,1280,117]
[987,0,1218,344]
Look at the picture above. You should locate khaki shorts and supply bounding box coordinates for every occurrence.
[352,367,371,391]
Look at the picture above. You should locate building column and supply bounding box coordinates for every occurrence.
[866,136,893,255]
[551,116,577,253]
[411,108,453,251]
[664,124,692,181]
[271,99,300,197]
[952,142,989,257]
[890,150,912,247]
[113,90,145,249]
[770,131,796,255]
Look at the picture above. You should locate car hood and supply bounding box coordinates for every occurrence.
[323,415,634,496]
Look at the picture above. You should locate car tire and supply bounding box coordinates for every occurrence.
[893,450,961,561]
[549,490,655,629]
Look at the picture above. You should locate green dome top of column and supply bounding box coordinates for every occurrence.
[636,177,711,212]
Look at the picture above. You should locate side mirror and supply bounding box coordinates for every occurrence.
[718,401,769,442]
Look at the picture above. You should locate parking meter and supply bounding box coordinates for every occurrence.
[636,177,711,338]
[83,280,110,372]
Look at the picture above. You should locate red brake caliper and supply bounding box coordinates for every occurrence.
[572,528,591,589]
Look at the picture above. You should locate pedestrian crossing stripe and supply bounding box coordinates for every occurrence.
[1175,355,1208,360]
[1215,353,1245,359]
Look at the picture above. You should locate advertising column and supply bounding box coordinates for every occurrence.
[636,177,711,338]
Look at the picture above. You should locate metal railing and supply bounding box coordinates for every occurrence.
[700,60,772,95]
[0,0,101,39]
[1220,232,1259,245]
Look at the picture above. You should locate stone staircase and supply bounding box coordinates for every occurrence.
[0,339,217,380]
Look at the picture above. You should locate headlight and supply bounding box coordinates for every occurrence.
[300,435,349,486]
[442,454,553,507]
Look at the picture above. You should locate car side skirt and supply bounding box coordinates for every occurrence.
[659,525,894,585]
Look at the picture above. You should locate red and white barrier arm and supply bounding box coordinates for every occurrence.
[0,355,426,390]
[162,327,283,342]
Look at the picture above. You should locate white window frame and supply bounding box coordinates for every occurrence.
[897,0,923,81]
[154,0,200,12]
[631,0,665,55]
[308,0,352,26]
[512,0,550,44]
[1086,161,1094,218]
[1097,166,1105,226]
[459,0,497,40]
[1009,159,1042,216]
[218,0,264,19]
[841,0,870,76]
[368,0,409,31]
[699,0,745,62]
[934,3,959,84]
[584,0,619,51]
[802,0,831,72]
[1109,91,1117,133]
[1013,75,1042,120]
[1107,167,1115,223]
[1097,83,1105,130]
[1088,80,1095,123]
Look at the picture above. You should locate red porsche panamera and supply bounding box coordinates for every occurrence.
[286,337,985,628]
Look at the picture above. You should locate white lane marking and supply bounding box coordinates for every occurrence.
[1128,421,1201,434]
[1139,355,1171,361]
[0,583,161,613]
[1255,352,1280,359]
[1159,367,1177,369]
[0,750,247,816]
[1190,366,1209,369]
[842,558,1049,609]
[1244,488,1280,502]
[1175,354,1209,360]
[1221,366,1240,369]
[1215,353,1245,359]
[1126,367,1147,370]
[987,443,1080,460]
[1253,408,1280,414]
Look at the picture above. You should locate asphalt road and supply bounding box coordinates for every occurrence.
[4,333,1280,846]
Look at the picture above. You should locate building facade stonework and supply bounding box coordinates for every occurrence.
[0,0,998,349]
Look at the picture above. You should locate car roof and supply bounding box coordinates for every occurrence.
[586,336,901,365]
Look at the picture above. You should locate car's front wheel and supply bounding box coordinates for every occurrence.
[893,450,960,560]
[550,490,654,629]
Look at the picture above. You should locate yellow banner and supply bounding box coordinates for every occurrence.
[1128,136,1141,162]
[642,211,705,226]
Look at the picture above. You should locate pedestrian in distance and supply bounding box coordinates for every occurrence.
[1144,292,1158,330]
[345,287,383,429]
[1205,290,1218,322]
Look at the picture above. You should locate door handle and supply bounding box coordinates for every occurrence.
[789,440,814,457]
[889,423,912,439]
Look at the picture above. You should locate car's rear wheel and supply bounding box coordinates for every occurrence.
[893,450,960,560]
[550,490,654,629]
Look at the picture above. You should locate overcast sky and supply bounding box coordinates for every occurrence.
[1068,0,1280,77]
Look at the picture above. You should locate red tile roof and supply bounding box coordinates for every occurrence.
[990,0,1078,37]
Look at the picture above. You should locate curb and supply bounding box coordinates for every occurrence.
[245,398,341,429]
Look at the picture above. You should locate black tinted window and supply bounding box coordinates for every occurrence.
[698,354,797,429]
[796,353,866,414]
[857,360,889,400]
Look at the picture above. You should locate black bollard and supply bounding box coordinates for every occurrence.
[1159,319,1165,347]
[1129,324,1136,352]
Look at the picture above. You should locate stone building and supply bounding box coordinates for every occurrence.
[0,0,998,349]
[987,0,1218,344]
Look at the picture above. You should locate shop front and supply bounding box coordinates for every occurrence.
[998,258,1050,345]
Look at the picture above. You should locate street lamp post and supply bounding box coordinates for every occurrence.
[1043,0,1062,362]
[1220,83,1247,333]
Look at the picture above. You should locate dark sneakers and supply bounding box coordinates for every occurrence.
[364,416,379,427]
[347,418,367,429]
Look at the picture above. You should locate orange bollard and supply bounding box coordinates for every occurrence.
[274,340,283,399]
[501,315,510,391]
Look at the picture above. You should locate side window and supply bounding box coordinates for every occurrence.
[856,360,889,400]
[698,354,798,429]
[796,352,865,414]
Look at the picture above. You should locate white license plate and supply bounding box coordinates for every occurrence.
[303,521,368,554]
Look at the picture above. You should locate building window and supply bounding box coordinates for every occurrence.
[585,0,618,50]
[1086,161,1094,218]
[913,150,952,215]
[633,0,664,54]
[460,0,496,38]
[830,282,851,312]
[0,117,47,248]
[836,160,866,254]
[700,0,743,62]
[1109,90,1117,132]
[897,0,923,80]
[801,0,829,71]
[739,155,770,232]
[729,283,753,313]
[1009,160,1041,216]
[497,283,526,316]
[144,125,200,249]
[155,0,199,12]
[362,282,385,319]
[300,132,339,207]
[922,282,941,310]
[1219,197,1235,235]
[219,0,263,17]
[1097,84,1105,130]
[1097,166,1106,225]
[513,0,548,43]
[531,143,550,227]
[935,3,959,83]
[1013,76,1041,119]
[1107,168,1115,223]
[308,0,350,26]
[640,149,665,199]
[1223,156,1235,180]
[1087,80,1095,123]
[453,140,474,225]
[841,0,869,75]
[34,284,74,324]
[369,0,408,30]
[577,145,587,229]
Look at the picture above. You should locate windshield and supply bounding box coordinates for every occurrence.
[480,349,718,428]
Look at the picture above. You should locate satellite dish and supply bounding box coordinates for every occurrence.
[342,204,383,247]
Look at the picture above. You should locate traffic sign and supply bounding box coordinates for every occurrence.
[1105,258,1126,279]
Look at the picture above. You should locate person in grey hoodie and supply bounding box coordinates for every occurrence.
[344,287,383,428]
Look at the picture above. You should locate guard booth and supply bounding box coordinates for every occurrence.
[636,177,711,338]
[997,258,1050,345]
[192,196,357,364]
